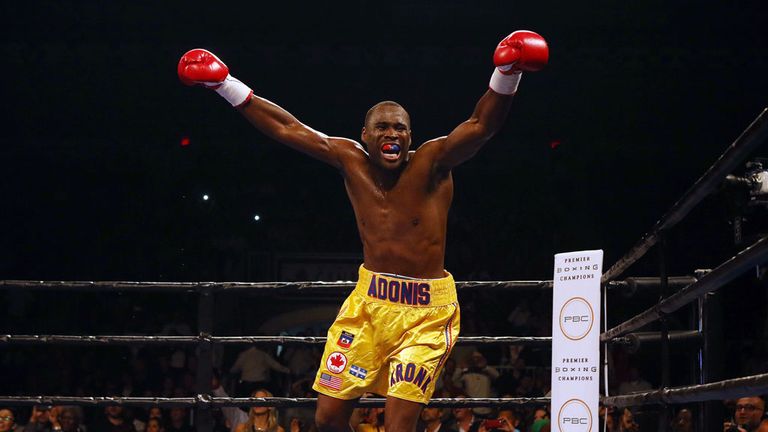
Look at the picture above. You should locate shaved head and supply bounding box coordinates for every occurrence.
[364,101,410,128]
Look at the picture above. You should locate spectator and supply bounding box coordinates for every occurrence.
[234,389,284,432]
[454,352,499,416]
[419,407,445,432]
[435,358,461,397]
[211,376,246,432]
[229,347,290,396]
[281,331,319,381]
[91,406,136,432]
[724,396,766,432]
[23,406,52,432]
[165,408,192,432]
[617,367,651,395]
[354,406,384,432]
[283,378,316,432]
[671,408,692,432]
[0,408,18,432]
[497,410,521,432]
[445,394,480,432]
[528,419,549,432]
[148,408,163,422]
[50,406,84,432]
[599,405,616,432]
[617,408,639,432]
[527,407,549,432]
[145,419,163,432]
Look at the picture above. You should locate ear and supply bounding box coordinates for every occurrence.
[361,127,367,144]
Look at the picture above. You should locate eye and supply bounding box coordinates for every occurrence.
[396,125,406,131]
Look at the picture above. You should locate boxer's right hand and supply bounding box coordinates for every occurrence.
[178,49,230,88]
[178,48,252,107]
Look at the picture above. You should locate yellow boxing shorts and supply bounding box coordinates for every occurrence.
[312,265,460,404]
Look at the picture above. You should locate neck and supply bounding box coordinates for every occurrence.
[253,413,269,428]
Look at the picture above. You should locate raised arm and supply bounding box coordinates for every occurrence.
[178,49,351,169]
[433,31,549,170]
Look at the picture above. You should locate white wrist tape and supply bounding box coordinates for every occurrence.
[489,68,522,95]
[214,75,253,107]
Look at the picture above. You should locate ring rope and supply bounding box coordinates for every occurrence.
[602,234,768,341]
[0,335,555,346]
[0,276,695,293]
[603,372,768,408]
[601,107,768,283]
[0,395,551,408]
[4,373,766,409]
[0,280,552,292]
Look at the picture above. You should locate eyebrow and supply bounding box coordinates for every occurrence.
[374,121,408,127]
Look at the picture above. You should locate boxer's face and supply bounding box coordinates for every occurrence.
[362,105,412,170]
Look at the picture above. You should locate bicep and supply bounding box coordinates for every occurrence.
[427,115,493,171]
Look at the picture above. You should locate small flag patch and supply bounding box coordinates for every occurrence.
[349,365,368,379]
[326,352,348,374]
[319,373,342,390]
[337,331,355,349]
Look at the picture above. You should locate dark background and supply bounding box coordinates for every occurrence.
[2,1,767,281]
[1,0,767,401]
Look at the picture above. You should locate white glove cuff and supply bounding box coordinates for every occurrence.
[214,75,253,107]
[489,68,522,95]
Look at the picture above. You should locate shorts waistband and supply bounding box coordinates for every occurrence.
[353,265,457,307]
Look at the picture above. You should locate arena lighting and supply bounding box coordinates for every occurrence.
[203,194,209,201]
[180,136,190,147]
[253,214,261,221]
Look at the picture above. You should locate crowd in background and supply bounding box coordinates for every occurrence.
[1,273,765,432]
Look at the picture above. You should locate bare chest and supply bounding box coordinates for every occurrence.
[343,167,452,232]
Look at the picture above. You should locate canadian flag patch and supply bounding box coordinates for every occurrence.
[326,352,348,374]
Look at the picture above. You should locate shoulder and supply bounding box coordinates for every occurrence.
[414,137,447,155]
[330,137,368,161]
[235,423,247,432]
[330,137,367,155]
[408,137,449,168]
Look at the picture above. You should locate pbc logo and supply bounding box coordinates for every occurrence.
[326,352,348,374]
[557,399,592,432]
[558,297,594,341]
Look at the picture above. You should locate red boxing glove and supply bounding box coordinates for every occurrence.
[488,30,548,95]
[493,30,549,74]
[178,49,230,87]
[178,48,252,107]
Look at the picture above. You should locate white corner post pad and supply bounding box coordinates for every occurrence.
[214,75,253,107]
[551,249,603,432]
[488,68,522,95]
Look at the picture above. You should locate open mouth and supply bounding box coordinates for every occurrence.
[381,143,401,161]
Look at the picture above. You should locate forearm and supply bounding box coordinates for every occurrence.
[239,96,324,145]
[178,49,337,165]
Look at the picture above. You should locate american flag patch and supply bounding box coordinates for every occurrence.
[318,373,342,390]
[349,365,368,379]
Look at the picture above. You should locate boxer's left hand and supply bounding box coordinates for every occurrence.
[494,30,549,74]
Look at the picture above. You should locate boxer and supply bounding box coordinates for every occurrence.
[179,30,548,432]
